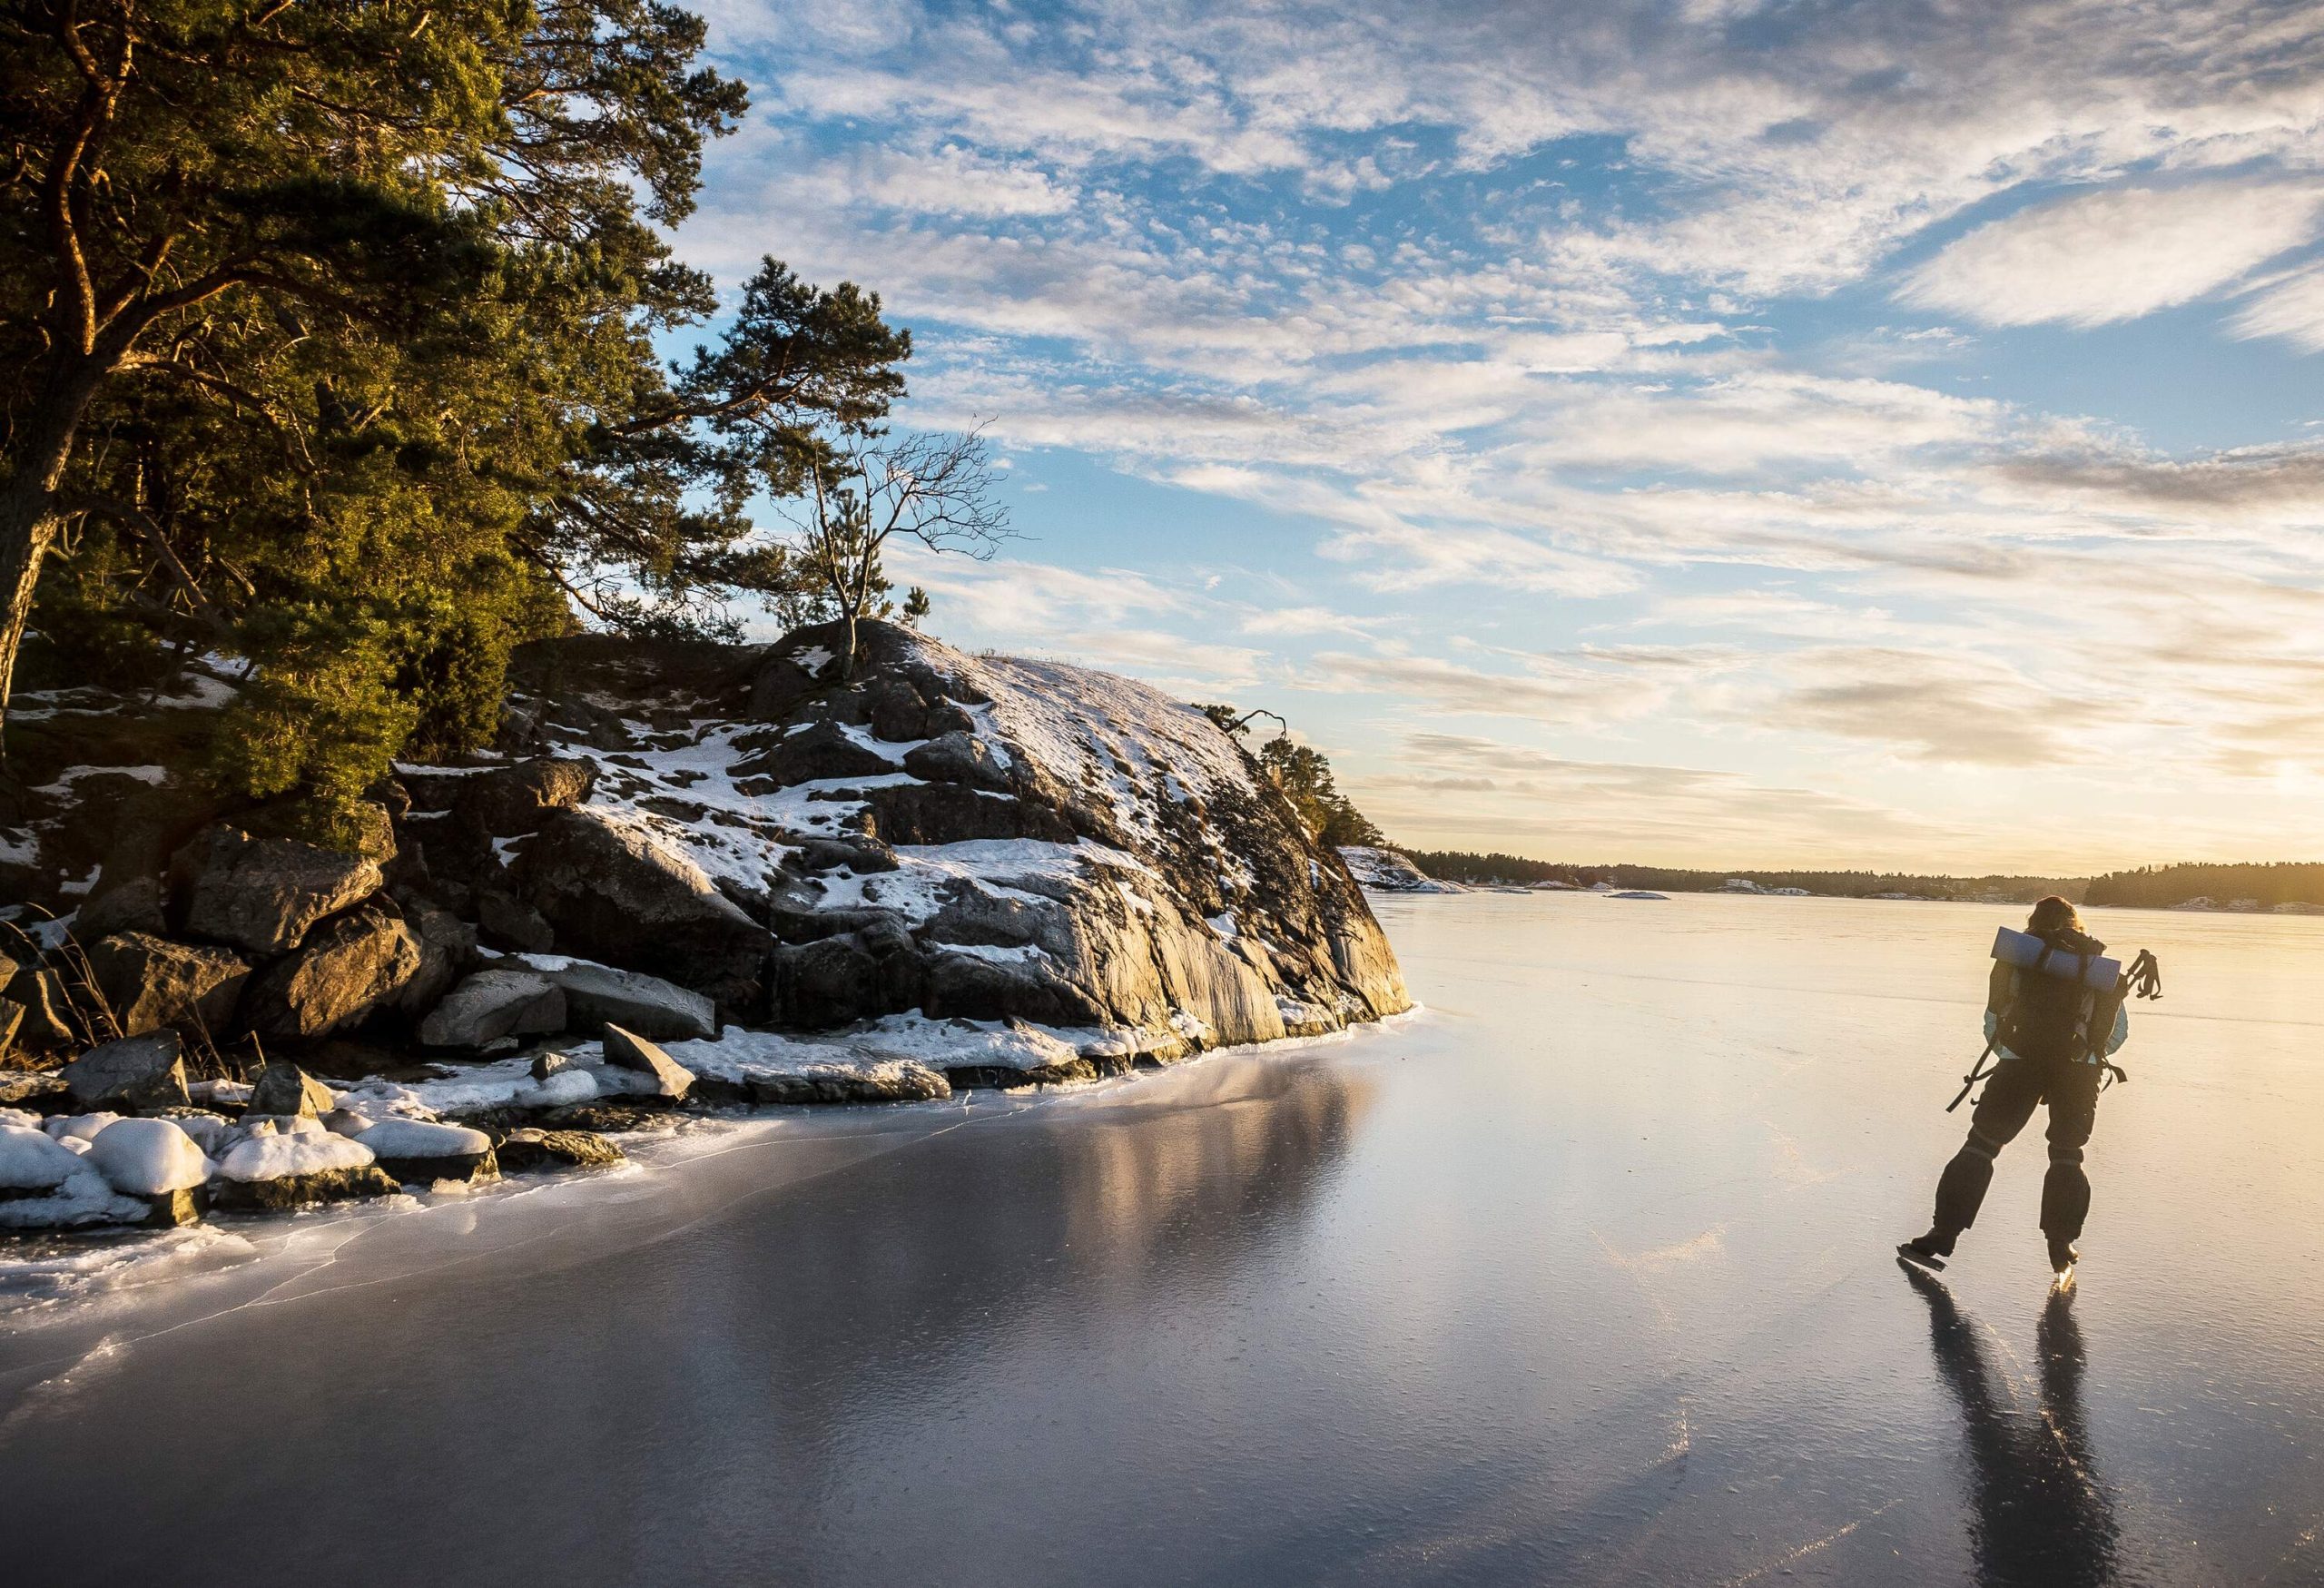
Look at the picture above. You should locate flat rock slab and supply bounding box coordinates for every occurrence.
[496,1128,625,1173]
[209,1165,399,1213]
[537,961,715,1041]
[418,968,566,1050]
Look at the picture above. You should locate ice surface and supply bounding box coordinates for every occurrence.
[5,897,2323,1586]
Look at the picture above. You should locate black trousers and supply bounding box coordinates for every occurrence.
[1931,1056,2102,1246]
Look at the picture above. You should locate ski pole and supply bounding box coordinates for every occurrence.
[1946,1042,1996,1113]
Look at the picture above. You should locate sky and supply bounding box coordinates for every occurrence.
[670,0,2324,875]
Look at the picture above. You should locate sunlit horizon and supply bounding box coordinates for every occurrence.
[668,0,2324,874]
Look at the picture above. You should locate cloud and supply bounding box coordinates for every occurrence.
[1897,182,2324,329]
[2229,266,2324,351]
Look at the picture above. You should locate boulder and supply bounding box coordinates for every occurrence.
[86,932,251,1036]
[357,1118,497,1184]
[600,1023,694,1100]
[511,808,767,1008]
[242,909,422,1041]
[477,890,556,953]
[418,968,566,1049]
[210,1164,399,1212]
[172,826,383,953]
[789,836,900,874]
[397,906,478,1018]
[901,730,1011,793]
[246,1060,337,1119]
[496,1127,624,1173]
[77,875,168,941]
[767,936,881,1028]
[852,780,1074,846]
[537,961,714,1041]
[731,720,895,786]
[0,1122,84,1190]
[88,1117,212,1196]
[5,964,79,1051]
[139,1187,211,1228]
[452,756,597,836]
[63,1032,191,1111]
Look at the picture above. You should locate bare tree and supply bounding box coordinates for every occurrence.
[780,425,1011,676]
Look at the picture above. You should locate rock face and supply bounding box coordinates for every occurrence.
[86,932,251,1035]
[511,808,767,1008]
[173,827,384,953]
[453,619,1410,1052]
[418,968,566,1049]
[242,909,423,1040]
[64,1032,192,1111]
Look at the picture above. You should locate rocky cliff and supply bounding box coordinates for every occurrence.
[0,621,1408,1228]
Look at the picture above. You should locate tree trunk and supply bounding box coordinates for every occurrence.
[0,357,109,756]
[839,604,859,682]
[0,488,59,737]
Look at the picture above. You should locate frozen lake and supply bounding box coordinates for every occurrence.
[3,893,2320,1585]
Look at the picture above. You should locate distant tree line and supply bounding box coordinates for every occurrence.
[2084,863,2324,909]
[1402,851,1586,886]
[1400,852,2086,901]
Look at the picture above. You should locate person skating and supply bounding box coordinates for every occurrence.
[1900,896,2131,1279]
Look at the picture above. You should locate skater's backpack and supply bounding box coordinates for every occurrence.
[1992,927,2109,1063]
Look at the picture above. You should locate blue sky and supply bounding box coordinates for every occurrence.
[671,0,2324,873]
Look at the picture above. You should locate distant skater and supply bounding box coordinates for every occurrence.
[1902,897,2132,1279]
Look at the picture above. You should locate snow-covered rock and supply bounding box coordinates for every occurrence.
[88,1118,213,1196]
[0,1122,84,1190]
[215,1122,377,1182]
[1337,847,1465,894]
[357,1118,497,1184]
[513,956,716,1041]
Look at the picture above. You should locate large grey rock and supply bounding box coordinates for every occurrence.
[901,730,1011,793]
[452,756,597,836]
[243,909,422,1041]
[418,968,566,1049]
[63,1032,191,1111]
[77,875,168,941]
[172,826,383,953]
[86,932,250,1037]
[476,890,556,952]
[730,720,895,788]
[538,961,714,1041]
[246,1060,337,1119]
[600,1023,694,1100]
[397,907,478,1018]
[852,780,1074,846]
[511,808,767,1009]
